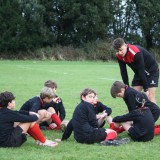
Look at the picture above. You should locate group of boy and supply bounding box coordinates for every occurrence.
[0,80,65,148]
[61,38,160,146]
[0,37,160,148]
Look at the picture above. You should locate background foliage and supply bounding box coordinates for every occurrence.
[0,0,159,59]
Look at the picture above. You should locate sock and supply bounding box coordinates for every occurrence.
[51,113,62,130]
[154,127,160,135]
[27,123,46,143]
[105,131,117,141]
[154,124,160,128]
[116,126,125,134]
[110,122,118,131]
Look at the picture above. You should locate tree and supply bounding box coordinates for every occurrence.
[0,0,23,51]
[131,0,160,49]
[108,0,142,43]
[40,0,112,46]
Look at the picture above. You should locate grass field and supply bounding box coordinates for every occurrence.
[0,60,160,160]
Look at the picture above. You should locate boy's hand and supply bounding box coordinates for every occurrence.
[53,96,61,103]
[29,111,40,118]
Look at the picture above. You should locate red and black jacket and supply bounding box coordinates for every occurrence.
[116,44,158,91]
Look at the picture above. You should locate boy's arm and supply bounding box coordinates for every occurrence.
[112,110,137,123]
[61,119,73,141]
[96,102,112,115]
[134,53,148,92]
[19,110,30,115]
[8,110,38,123]
[56,100,66,121]
[118,59,129,86]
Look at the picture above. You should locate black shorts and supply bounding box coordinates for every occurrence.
[76,128,107,144]
[128,127,153,142]
[132,69,159,88]
[4,126,27,147]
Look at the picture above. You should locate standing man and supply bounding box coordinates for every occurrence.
[112,38,159,104]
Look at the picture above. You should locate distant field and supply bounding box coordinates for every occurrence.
[0,60,160,160]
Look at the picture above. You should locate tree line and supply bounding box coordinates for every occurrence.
[0,0,159,53]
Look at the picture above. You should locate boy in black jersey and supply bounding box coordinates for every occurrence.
[40,80,66,131]
[61,94,112,141]
[112,38,159,104]
[0,91,58,147]
[111,81,160,137]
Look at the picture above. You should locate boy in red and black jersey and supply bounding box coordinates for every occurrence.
[112,38,159,104]
[20,87,62,130]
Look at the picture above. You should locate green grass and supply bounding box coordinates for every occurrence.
[0,60,160,160]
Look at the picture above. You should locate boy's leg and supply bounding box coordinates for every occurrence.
[19,122,58,147]
[26,122,46,142]
[51,113,61,130]
[37,109,52,124]
[47,107,62,130]
[148,87,157,104]
[121,121,133,132]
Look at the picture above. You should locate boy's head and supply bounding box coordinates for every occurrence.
[112,38,127,57]
[40,87,57,103]
[0,91,15,108]
[110,81,126,98]
[80,88,97,105]
[44,80,57,92]
[135,92,148,108]
[112,38,125,50]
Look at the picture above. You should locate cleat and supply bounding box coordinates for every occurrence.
[116,137,130,144]
[36,139,58,147]
[100,140,120,146]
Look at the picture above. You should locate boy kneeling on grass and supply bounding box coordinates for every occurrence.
[110,81,160,137]
[0,91,58,147]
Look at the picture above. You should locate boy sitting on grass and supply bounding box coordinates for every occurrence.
[110,81,160,141]
[0,91,58,147]
[40,80,67,131]
[61,93,113,141]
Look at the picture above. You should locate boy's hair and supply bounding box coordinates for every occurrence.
[110,81,125,98]
[0,91,15,108]
[44,80,57,89]
[112,38,125,50]
[80,88,97,99]
[40,87,57,99]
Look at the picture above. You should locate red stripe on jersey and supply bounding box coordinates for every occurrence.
[116,44,140,63]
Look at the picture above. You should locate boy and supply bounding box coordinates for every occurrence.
[110,81,160,136]
[112,38,159,103]
[0,91,58,147]
[112,92,155,142]
[20,87,61,130]
[70,88,126,146]
[39,80,66,130]
[61,94,112,141]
